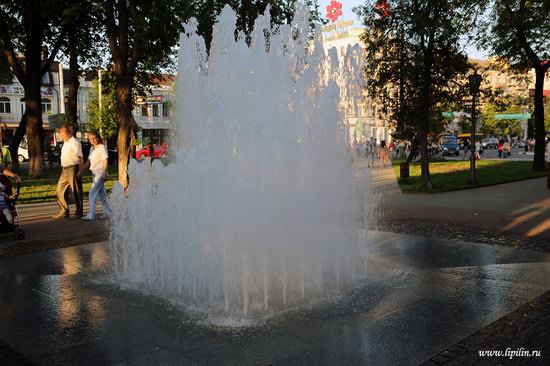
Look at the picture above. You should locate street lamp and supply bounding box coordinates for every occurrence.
[468,72,482,184]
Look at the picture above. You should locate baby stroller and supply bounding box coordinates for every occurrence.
[0,175,24,240]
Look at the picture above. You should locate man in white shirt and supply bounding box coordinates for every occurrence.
[52,126,84,219]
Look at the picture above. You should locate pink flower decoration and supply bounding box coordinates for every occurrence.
[376,0,390,19]
[326,1,343,22]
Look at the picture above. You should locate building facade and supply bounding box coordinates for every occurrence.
[0,63,175,153]
[321,20,392,144]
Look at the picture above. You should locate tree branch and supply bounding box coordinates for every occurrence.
[505,0,540,67]
[118,0,129,71]
[127,0,142,79]
[105,0,121,62]
[40,27,67,75]
[0,10,27,85]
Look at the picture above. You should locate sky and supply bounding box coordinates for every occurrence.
[317,0,489,59]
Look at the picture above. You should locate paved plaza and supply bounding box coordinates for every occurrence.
[0,164,549,365]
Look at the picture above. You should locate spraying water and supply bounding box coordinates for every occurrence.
[109,4,370,321]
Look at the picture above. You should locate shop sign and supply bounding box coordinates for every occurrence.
[494,113,531,120]
[48,113,67,129]
[136,95,163,105]
[0,85,54,96]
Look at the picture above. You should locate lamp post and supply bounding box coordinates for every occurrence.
[468,72,482,184]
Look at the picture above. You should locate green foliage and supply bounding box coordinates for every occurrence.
[479,91,528,137]
[392,159,547,193]
[482,0,549,69]
[480,0,550,170]
[0,45,12,84]
[87,72,118,138]
[356,0,476,140]
[193,0,324,50]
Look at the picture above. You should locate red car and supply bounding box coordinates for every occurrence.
[135,144,169,160]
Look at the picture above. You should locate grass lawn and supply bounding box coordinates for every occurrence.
[392,159,547,193]
[14,165,119,204]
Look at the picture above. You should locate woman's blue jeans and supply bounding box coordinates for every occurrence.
[86,172,112,219]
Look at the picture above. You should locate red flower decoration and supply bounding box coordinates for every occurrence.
[376,0,390,19]
[326,1,343,22]
[541,60,548,66]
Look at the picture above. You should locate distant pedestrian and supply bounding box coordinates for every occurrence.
[52,126,84,219]
[352,137,361,159]
[463,139,470,160]
[503,140,511,158]
[475,141,482,160]
[379,140,389,167]
[366,137,376,167]
[82,132,112,221]
[497,140,503,159]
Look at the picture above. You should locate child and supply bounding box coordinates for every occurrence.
[0,182,13,224]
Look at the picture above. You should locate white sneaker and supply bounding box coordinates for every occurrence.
[82,216,95,221]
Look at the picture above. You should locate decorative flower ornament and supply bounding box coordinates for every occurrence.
[376,0,390,19]
[326,1,343,22]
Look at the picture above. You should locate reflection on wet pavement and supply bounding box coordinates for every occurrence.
[1,234,550,365]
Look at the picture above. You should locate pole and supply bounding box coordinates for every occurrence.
[58,63,65,114]
[98,69,103,136]
[469,92,476,184]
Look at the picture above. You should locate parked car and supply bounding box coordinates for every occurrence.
[135,144,169,160]
[439,135,460,156]
[2,140,29,163]
[17,145,28,163]
[481,137,499,149]
[108,149,118,165]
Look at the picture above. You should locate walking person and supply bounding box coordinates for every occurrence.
[475,140,482,160]
[463,139,470,160]
[82,132,112,221]
[503,140,511,158]
[52,126,84,219]
[366,137,376,167]
[379,140,389,167]
[497,140,503,159]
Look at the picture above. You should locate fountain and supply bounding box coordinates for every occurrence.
[109,4,370,322]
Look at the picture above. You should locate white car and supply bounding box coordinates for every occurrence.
[2,141,29,163]
[18,145,28,162]
[17,139,29,163]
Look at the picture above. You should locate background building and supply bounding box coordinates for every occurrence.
[321,20,391,144]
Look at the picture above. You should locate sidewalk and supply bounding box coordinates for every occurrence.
[361,160,550,242]
[0,201,107,257]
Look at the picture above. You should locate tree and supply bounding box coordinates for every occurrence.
[356,0,476,189]
[58,1,105,131]
[103,0,192,190]
[0,0,66,177]
[87,72,118,139]
[482,0,550,170]
[479,89,528,138]
[193,0,324,50]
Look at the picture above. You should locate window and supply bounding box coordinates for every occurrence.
[41,98,52,115]
[0,97,11,114]
[41,72,50,84]
[20,98,25,114]
[162,101,170,117]
[152,104,159,117]
[141,105,150,117]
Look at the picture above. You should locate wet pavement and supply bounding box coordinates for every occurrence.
[1,231,550,365]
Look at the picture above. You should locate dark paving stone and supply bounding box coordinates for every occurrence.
[1,233,550,365]
[377,220,550,253]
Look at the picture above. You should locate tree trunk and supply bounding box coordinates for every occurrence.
[8,111,27,174]
[532,67,547,171]
[115,80,134,191]
[25,81,45,178]
[419,128,431,190]
[67,30,80,127]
